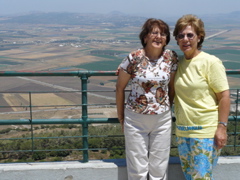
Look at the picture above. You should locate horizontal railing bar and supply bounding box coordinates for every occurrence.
[0,70,238,77]
[0,70,116,76]
[0,90,83,93]
[228,132,240,135]
[0,105,80,108]
[0,147,127,153]
[0,118,120,125]
[0,90,128,94]
[0,136,89,140]
[0,149,87,153]
[0,135,124,141]
[228,116,240,121]
[0,117,238,125]
[226,69,240,74]
[1,144,239,154]
[0,104,116,108]
[0,90,117,93]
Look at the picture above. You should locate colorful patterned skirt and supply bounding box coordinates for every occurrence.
[176,137,221,180]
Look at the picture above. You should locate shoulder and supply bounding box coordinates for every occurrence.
[163,49,177,56]
[198,52,226,75]
[200,51,221,64]
[163,49,178,63]
[129,49,144,59]
[126,48,147,66]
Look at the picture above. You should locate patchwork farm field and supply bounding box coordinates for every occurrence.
[0,12,239,162]
[0,19,239,120]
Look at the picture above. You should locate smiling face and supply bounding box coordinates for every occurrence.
[177,25,201,59]
[144,25,167,51]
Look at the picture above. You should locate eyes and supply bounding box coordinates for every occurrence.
[177,33,195,40]
[150,31,167,37]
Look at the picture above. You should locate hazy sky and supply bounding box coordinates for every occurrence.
[1,0,240,18]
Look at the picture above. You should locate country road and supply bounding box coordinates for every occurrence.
[205,30,230,40]
[17,76,116,100]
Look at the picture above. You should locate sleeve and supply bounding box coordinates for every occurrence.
[208,59,229,93]
[120,57,130,72]
[119,53,134,75]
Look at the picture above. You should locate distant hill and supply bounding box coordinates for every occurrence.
[0,12,148,28]
[0,11,240,28]
[200,11,240,26]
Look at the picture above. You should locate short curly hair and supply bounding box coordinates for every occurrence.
[173,14,205,50]
[139,18,170,48]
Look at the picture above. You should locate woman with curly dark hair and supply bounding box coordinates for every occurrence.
[116,18,178,180]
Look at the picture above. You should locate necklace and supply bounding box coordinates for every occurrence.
[149,59,158,66]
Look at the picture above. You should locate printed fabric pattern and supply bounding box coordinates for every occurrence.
[177,137,220,180]
[120,49,178,115]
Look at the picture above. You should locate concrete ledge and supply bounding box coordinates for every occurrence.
[0,157,239,180]
[0,159,128,180]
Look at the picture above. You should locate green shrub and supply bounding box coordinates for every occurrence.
[0,128,12,134]
[32,152,46,160]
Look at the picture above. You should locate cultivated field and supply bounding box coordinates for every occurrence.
[0,16,239,128]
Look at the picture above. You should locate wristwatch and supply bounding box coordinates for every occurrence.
[218,122,227,127]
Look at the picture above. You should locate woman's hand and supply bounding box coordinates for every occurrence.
[115,65,121,75]
[116,69,130,133]
[215,90,230,149]
[214,124,227,149]
[118,119,124,132]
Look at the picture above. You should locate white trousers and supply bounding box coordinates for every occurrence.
[124,109,172,180]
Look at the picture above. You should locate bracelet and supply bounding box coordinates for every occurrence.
[219,122,227,127]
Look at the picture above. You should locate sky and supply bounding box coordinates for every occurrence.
[0,0,240,18]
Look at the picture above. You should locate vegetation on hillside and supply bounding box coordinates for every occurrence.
[0,124,125,163]
[0,120,240,163]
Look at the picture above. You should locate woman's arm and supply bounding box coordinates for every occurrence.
[168,71,176,107]
[214,89,230,149]
[116,69,131,131]
[168,50,178,107]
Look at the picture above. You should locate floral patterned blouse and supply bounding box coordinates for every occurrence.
[120,49,178,115]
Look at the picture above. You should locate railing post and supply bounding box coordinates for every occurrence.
[81,73,89,162]
[234,89,239,150]
[29,92,34,154]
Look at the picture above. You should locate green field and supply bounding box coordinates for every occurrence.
[74,55,123,71]
[71,47,240,71]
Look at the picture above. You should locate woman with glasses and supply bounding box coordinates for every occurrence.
[116,18,178,180]
[173,14,230,179]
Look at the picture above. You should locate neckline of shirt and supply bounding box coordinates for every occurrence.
[184,51,203,61]
[141,48,162,63]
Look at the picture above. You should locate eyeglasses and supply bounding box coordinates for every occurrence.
[177,33,195,40]
[150,31,167,37]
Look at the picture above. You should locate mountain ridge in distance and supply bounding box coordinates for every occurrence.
[0,11,240,28]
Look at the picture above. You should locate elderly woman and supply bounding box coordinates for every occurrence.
[173,14,230,179]
[116,18,178,180]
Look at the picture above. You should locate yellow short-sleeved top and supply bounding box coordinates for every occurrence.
[174,51,229,138]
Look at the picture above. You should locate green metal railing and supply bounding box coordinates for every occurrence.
[0,70,239,162]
